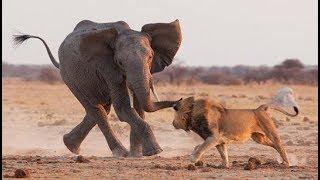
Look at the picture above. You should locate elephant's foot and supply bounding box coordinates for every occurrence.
[133,123,163,156]
[129,152,143,157]
[62,114,96,155]
[143,148,163,156]
[63,134,81,155]
[111,147,129,157]
[142,143,163,156]
[138,132,163,156]
[129,146,143,157]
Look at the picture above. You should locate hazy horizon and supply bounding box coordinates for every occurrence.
[3,0,318,67]
[2,59,318,68]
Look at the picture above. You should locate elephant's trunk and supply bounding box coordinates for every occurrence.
[127,68,176,112]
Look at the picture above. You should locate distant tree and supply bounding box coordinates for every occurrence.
[270,59,305,83]
[243,66,271,84]
[183,66,202,85]
[274,59,304,69]
[3,59,317,86]
[200,72,223,84]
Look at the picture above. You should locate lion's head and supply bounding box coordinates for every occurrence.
[172,97,195,131]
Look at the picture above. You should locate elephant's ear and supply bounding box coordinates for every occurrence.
[79,28,118,60]
[141,19,182,74]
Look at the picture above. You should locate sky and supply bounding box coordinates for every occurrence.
[2,0,318,67]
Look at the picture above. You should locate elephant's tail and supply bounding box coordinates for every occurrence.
[13,34,60,69]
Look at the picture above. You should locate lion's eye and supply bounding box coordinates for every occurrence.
[173,106,178,111]
[148,55,153,63]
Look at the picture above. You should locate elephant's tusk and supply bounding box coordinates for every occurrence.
[127,87,134,108]
[150,81,160,102]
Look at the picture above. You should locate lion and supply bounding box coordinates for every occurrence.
[172,93,299,168]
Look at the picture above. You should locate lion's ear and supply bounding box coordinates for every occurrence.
[184,96,195,104]
[185,97,195,108]
[211,100,226,112]
[180,96,195,112]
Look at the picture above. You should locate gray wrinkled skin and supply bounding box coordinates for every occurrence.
[268,87,299,115]
[15,20,182,157]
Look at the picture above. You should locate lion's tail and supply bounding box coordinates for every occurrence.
[258,104,298,117]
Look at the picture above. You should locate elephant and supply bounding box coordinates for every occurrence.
[13,19,182,157]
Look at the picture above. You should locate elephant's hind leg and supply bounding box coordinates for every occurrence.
[63,114,96,154]
[62,78,128,157]
[63,106,128,157]
[62,79,99,155]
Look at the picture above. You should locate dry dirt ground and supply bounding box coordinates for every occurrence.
[2,78,318,179]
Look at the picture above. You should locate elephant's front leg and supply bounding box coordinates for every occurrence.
[111,85,162,156]
[93,105,129,157]
[129,95,145,157]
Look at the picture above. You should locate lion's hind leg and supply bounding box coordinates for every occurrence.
[254,111,290,166]
[251,132,275,148]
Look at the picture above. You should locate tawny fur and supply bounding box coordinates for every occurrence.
[172,97,298,168]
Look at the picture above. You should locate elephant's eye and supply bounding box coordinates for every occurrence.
[115,59,123,67]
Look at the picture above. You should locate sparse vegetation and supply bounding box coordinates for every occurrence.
[2,62,62,84]
[154,59,317,86]
[38,67,62,84]
[2,59,317,85]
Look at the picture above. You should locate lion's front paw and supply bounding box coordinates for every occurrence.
[222,163,231,169]
[189,154,199,163]
[281,161,290,167]
[193,145,200,151]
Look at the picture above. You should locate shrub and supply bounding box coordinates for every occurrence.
[2,59,317,86]
[38,67,62,84]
